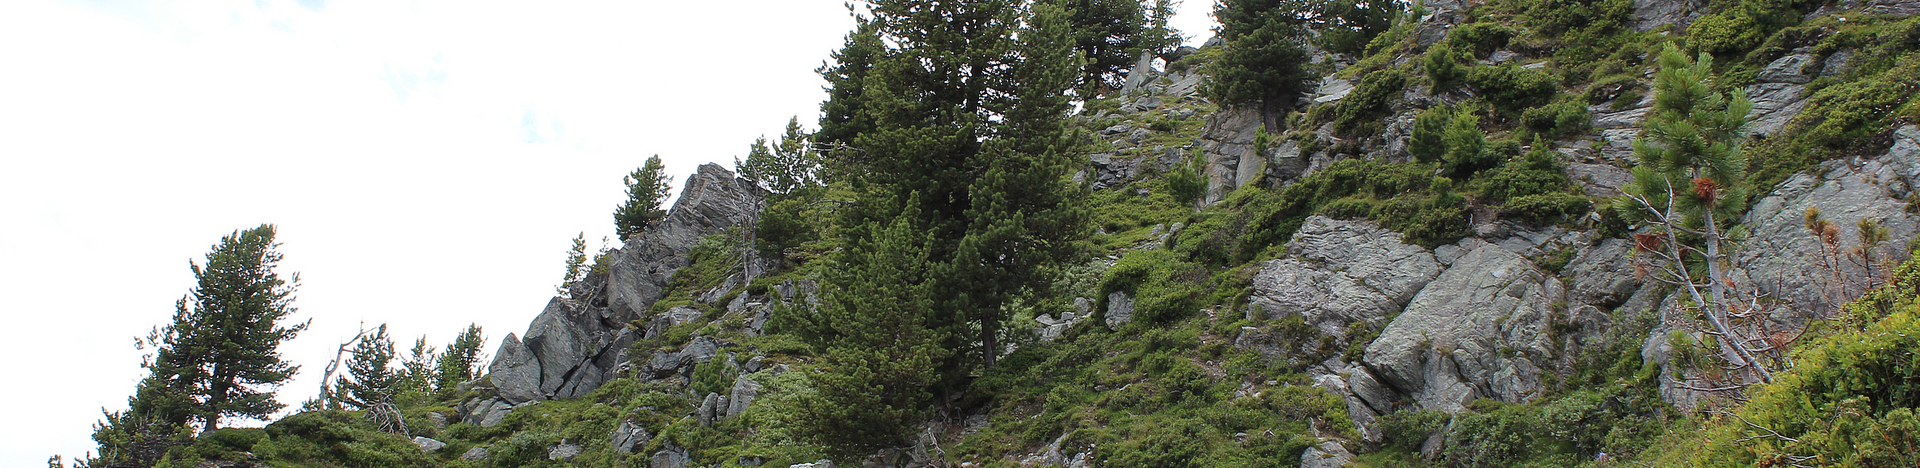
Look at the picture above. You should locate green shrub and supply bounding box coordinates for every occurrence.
[1449,22,1518,56]
[1688,11,1767,55]
[1409,105,1453,163]
[1164,150,1207,207]
[1101,249,1208,324]
[1425,42,1471,90]
[1476,138,1575,203]
[1442,112,1497,177]
[1501,192,1592,223]
[1519,99,1591,138]
[1327,67,1410,136]
[1465,63,1561,112]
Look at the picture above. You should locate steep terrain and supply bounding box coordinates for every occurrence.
[88,0,1920,467]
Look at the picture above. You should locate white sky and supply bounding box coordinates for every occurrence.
[0,0,1216,464]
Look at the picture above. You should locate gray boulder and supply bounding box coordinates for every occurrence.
[1244,217,1443,350]
[1566,163,1634,197]
[653,445,692,468]
[646,306,706,339]
[549,441,583,461]
[610,163,767,331]
[1363,245,1567,412]
[412,437,446,454]
[1745,83,1808,137]
[1869,0,1920,16]
[790,461,837,468]
[1757,54,1817,84]
[1197,108,1269,204]
[461,447,489,461]
[1300,440,1356,468]
[1118,51,1158,95]
[522,298,595,396]
[488,334,542,404]
[727,376,762,419]
[644,336,723,379]
[1632,0,1704,31]
[1564,238,1641,308]
[1104,291,1136,329]
[1740,161,1920,320]
[612,419,653,454]
[698,392,727,426]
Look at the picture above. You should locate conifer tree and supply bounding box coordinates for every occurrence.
[1046,0,1175,93]
[434,324,485,392]
[736,117,825,198]
[816,17,884,149]
[1207,6,1312,128]
[614,155,673,241]
[338,324,397,408]
[1615,43,1769,385]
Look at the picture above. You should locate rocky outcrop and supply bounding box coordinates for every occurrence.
[1746,54,1817,137]
[612,419,653,454]
[1300,440,1356,468]
[1869,0,1920,16]
[1241,217,1443,361]
[461,447,489,461]
[1198,108,1271,205]
[1740,157,1920,319]
[1564,238,1642,308]
[727,375,762,419]
[1632,0,1704,31]
[549,441,583,461]
[1104,291,1136,328]
[1362,245,1566,413]
[412,437,446,453]
[486,163,763,403]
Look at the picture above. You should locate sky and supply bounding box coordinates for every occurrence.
[0,0,1217,464]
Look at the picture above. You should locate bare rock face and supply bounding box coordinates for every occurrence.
[1243,217,1443,354]
[1632,0,1705,31]
[1362,245,1566,413]
[1199,108,1268,205]
[1300,440,1356,468]
[1740,160,1920,320]
[611,419,653,454]
[1746,55,1819,137]
[485,163,763,404]
[1869,0,1920,16]
[1564,238,1642,308]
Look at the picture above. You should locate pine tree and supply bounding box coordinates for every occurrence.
[614,155,673,241]
[434,324,485,392]
[1206,9,1312,128]
[397,336,436,399]
[1047,0,1168,93]
[558,232,589,298]
[816,17,885,149]
[338,324,397,409]
[1409,105,1452,164]
[1615,43,1769,386]
[736,117,825,198]
[795,201,946,452]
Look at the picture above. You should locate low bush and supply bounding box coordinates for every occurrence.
[1465,63,1561,112]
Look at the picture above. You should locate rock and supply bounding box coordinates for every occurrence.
[1632,0,1704,31]
[461,447,489,461]
[1566,163,1634,197]
[549,441,583,461]
[1869,0,1920,16]
[1757,54,1817,84]
[1243,217,1444,354]
[698,392,729,426]
[743,354,765,373]
[1823,50,1854,76]
[412,437,446,454]
[610,163,766,333]
[727,376,762,419]
[1599,128,1639,161]
[1163,45,1198,63]
[1197,107,1269,203]
[463,398,514,428]
[1745,82,1808,137]
[653,445,691,468]
[646,306,706,339]
[1099,124,1133,136]
[644,336,722,379]
[1163,70,1206,98]
[790,460,837,468]
[1104,291,1136,329]
[1740,163,1920,320]
[1313,77,1356,103]
[1590,106,1648,130]
[1564,238,1641,308]
[612,419,653,454]
[1363,245,1566,412]
[522,298,594,396]
[487,334,542,404]
[1119,51,1158,94]
[424,412,447,428]
[1300,440,1356,468]
[1884,125,1920,189]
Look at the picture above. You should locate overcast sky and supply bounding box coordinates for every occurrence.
[0,0,1216,464]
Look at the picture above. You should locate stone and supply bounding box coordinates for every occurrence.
[1885,125,1920,188]
[1243,217,1444,353]
[610,163,767,334]
[1104,291,1136,329]
[1590,106,1649,130]
[790,460,837,468]
[1745,83,1808,137]
[1564,238,1641,307]
[1600,128,1639,161]
[549,441,583,461]
[1363,245,1566,412]
[1197,107,1267,204]
[1632,0,1704,31]
[1869,0,1920,16]
[412,437,446,454]
[1099,124,1133,136]
[612,419,653,454]
[1300,440,1356,468]
[1740,164,1920,320]
[487,334,542,404]
[522,298,594,396]
[698,392,727,426]
[461,447,489,461]
[1566,163,1634,197]
[1756,54,1817,84]
[1313,77,1356,103]
[646,306,706,340]
[653,445,692,468]
[1823,50,1854,76]
[727,376,762,419]
[644,336,722,379]
[743,355,765,373]
[1119,51,1158,94]
[471,398,514,427]
[424,412,447,428]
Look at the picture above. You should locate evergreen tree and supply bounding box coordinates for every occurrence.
[397,336,436,399]
[1409,105,1452,163]
[434,324,485,392]
[1046,0,1167,93]
[558,232,588,298]
[1441,111,1492,176]
[1616,43,1769,385]
[816,17,885,149]
[338,324,397,409]
[794,203,946,452]
[736,117,826,198]
[614,155,673,241]
[1206,10,1312,128]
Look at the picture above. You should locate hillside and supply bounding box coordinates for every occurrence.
[69,0,1920,467]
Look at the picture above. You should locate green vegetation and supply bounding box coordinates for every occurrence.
[614,155,673,241]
